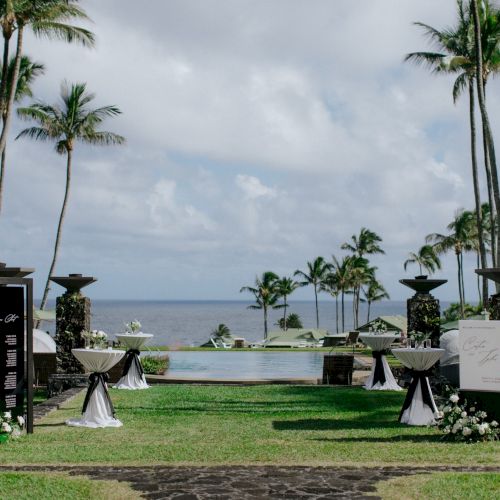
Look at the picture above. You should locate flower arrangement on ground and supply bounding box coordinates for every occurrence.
[81,329,108,349]
[0,411,24,442]
[125,320,142,334]
[436,390,499,442]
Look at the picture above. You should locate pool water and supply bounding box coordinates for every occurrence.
[157,351,327,380]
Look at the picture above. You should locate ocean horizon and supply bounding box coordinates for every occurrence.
[39,299,451,347]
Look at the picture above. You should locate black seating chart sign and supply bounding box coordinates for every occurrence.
[0,287,24,414]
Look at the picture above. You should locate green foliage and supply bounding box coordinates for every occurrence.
[141,355,169,375]
[277,313,303,330]
[442,302,483,322]
[211,324,231,338]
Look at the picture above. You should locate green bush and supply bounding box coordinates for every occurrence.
[141,355,169,375]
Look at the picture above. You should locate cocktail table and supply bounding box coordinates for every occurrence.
[391,348,444,426]
[359,334,401,391]
[66,348,125,428]
[114,333,153,390]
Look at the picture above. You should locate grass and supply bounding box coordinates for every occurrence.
[0,472,139,499]
[374,472,500,499]
[1,385,498,466]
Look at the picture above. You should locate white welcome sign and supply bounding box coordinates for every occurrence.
[459,320,500,392]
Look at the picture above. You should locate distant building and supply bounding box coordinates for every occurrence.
[357,315,407,334]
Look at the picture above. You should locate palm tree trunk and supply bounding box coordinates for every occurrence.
[0,23,23,158]
[314,285,319,329]
[264,304,268,340]
[460,251,466,306]
[367,300,371,324]
[38,148,73,319]
[335,295,339,333]
[472,0,500,276]
[456,251,464,319]
[469,79,488,306]
[283,296,288,330]
[482,127,496,267]
[477,252,482,304]
[341,291,345,332]
[0,7,14,118]
[0,145,5,215]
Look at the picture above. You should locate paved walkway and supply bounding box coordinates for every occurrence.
[1,464,498,499]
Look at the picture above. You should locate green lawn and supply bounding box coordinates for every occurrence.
[1,385,498,466]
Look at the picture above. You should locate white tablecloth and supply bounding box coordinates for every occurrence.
[114,333,153,390]
[360,335,401,391]
[66,349,125,428]
[392,348,444,426]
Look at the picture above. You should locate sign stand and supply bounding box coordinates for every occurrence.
[0,268,34,434]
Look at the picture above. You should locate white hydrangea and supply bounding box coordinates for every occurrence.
[449,394,460,404]
[17,416,24,427]
[1,422,11,433]
[461,411,467,418]
[491,421,498,428]
[3,411,11,419]
[478,424,487,435]
[462,427,472,436]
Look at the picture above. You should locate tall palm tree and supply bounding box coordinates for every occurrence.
[341,227,384,328]
[348,257,375,329]
[274,276,299,330]
[320,271,340,333]
[0,1,94,167]
[405,0,489,302]
[294,256,329,329]
[403,244,442,276]
[427,209,475,318]
[16,81,125,316]
[0,54,44,214]
[361,279,390,324]
[471,0,500,275]
[330,255,355,333]
[240,271,281,339]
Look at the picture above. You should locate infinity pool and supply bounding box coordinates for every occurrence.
[159,351,327,380]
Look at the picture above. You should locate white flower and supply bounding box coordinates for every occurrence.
[437,411,444,418]
[462,427,472,436]
[449,394,460,404]
[1,422,11,433]
[461,411,467,418]
[479,411,487,419]
[491,420,498,428]
[3,412,11,420]
[17,416,24,427]
[443,406,451,414]
[454,407,462,414]
[478,424,487,435]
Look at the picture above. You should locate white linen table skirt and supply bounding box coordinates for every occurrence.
[360,335,401,391]
[113,334,153,390]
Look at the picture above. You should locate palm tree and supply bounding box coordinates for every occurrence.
[361,279,390,324]
[274,276,299,330]
[341,227,384,328]
[348,257,375,329]
[330,255,356,333]
[403,244,442,276]
[240,271,281,339]
[294,256,329,329]
[427,209,476,318]
[405,1,490,302]
[320,271,340,333]
[16,81,125,317]
[471,0,500,275]
[0,1,95,169]
[211,324,231,339]
[0,54,44,214]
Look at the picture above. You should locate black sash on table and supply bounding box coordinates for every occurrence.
[121,349,144,378]
[398,369,434,422]
[82,372,115,416]
[371,350,387,386]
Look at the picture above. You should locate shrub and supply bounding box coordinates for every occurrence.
[141,355,169,375]
[276,313,303,330]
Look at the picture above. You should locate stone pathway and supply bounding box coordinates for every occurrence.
[1,464,498,499]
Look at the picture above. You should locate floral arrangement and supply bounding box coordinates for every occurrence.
[125,320,142,334]
[409,330,430,345]
[0,411,24,441]
[369,319,387,334]
[81,329,108,349]
[436,391,499,442]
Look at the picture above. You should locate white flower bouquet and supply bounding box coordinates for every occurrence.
[81,329,108,349]
[125,320,142,334]
[436,389,499,442]
[0,411,24,442]
[369,320,387,335]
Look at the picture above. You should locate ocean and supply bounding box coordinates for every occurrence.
[42,299,415,347]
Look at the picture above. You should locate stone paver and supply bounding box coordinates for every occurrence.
[1,464,498,499]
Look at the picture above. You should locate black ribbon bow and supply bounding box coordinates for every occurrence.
[82,372,115,416]
[121,349,144,379]
[371,350,387,386]
[398,369,435,422]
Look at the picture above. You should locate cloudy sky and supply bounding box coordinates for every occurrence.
[1,0,497,302]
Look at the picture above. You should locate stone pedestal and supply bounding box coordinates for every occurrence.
[400,277,447,348]
[55,291,90,373]
[51,274,96,374]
